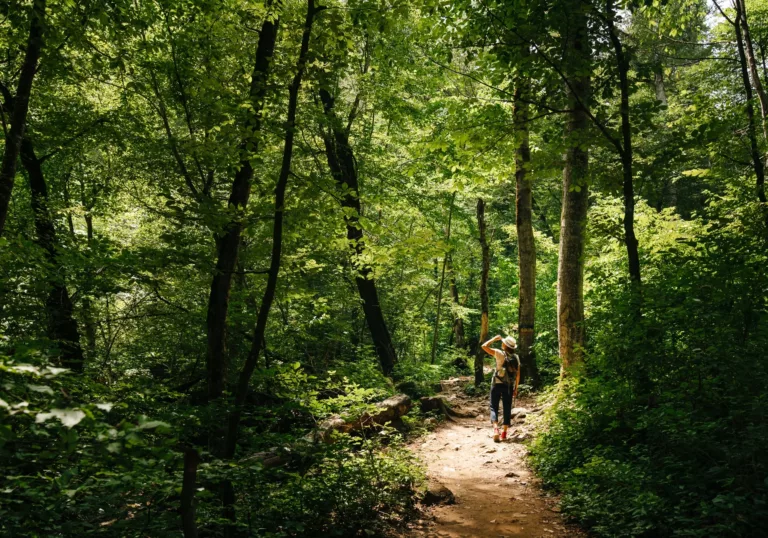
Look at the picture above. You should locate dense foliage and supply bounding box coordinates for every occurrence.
[3,0,768,536]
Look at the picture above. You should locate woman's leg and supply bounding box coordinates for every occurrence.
[489,384,501,425]
[501,384,512,427]
[489,384,502,441]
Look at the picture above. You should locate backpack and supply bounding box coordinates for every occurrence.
[494,351,520,386]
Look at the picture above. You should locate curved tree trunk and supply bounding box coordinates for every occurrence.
[0,0,46,236]
[558,5,591,377]
[319,93,397,376]
[20,138,84,372]
[513,80,539,387]
[205,9,279,400]
[474,198,490,386]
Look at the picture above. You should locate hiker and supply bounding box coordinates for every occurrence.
[481,334,520,442]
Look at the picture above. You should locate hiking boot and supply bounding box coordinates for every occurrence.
[500,429,507,441]
[493,427,500,443]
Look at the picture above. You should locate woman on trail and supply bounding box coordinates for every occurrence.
[481,334,520,442]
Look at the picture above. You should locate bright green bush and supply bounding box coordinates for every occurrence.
[532,197,768,537]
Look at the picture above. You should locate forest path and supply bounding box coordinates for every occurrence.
[404,376,584,538]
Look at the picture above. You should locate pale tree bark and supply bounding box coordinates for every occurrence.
[431,192,456,363]
[205,7,279,400]
[557,5,591,376]
[513,79,539,387]
[474,198,490,386]
[0,0,46,236]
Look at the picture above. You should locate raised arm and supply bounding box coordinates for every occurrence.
[481,334,502,357]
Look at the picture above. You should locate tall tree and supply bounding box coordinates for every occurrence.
[431,191,456,363]
[318,90,398,376]
[0,0,46,236]
[20,138,84,371]
[557,4,591,375]
[605,0,641,284]
[224,0,319,459]
[446,254,465,349]
[716,0,768,204]
[513,72,539,386]
[205,6,280,400]
[474,197,490,386]
[737,0,768,140]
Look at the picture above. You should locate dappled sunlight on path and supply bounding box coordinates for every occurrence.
[404,377,584,538]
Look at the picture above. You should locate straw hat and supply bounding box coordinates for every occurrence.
[502,336,517,349]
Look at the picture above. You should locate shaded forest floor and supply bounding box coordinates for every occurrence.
[402,377,585,538]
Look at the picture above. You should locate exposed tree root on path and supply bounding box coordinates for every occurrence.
[403,376,585,538]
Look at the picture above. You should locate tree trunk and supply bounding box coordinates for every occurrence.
[474,198,490,386]
[223,0,317,461]
[734,1,768,205]
[180,447,200,538]
[654,68,667,105]
[446,254,465,349]
[607,0,641,285]
[738,0,768,140]
[431,192,456,363]
[0,0,46,236]
[557,5,591,377]
[205,10,279,400]
[20,138,84,372]
[513,81,539,387]
[81,211,97,358]
[318,96,397,376]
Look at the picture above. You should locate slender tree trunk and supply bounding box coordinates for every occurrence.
[180,447,200,538]
[738,0,768,140]
[474,198,490,386]
[734,2,767,204]
[0,0,46,236]
[318,98,397,376]
[63,178,97,358]
[758,40,768,83]
[20,138,84,372]
[513,80,539,387]
[431,192,456,363]
[446,254,465,349]
[558,6,591,376]
[607,0,641,284]
[81,210,97,357]
[223,0,317,461]
[205,10,279,400]
[654,67,667,105]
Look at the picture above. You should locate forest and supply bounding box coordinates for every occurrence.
[2,0,768,536]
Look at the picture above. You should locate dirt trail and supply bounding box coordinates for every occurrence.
[405,376,584,538]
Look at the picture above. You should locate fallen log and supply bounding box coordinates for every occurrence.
[419,396,475,421]
[237,394,413,468]
[309,393,412,443]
